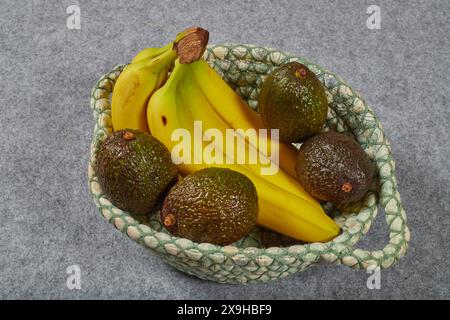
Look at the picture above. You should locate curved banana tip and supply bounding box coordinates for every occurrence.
[175,27,209,64]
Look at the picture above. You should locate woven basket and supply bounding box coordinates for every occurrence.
[89,44,410,284]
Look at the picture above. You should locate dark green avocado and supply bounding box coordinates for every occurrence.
[258,61,328,142]
[95,129,178,215]
[161,168,258,245]
[295,131,375,205]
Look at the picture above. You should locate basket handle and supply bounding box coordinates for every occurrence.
[324,177,410,270]
[338,219,409,270]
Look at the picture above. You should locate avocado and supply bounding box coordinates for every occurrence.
[161,168,258,245]
[258,61,328,142]
[295,131,375,205]
[95,129,178,215]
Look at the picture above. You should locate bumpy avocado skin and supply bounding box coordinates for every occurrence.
[161,168,258,245]
[259,62,328,142]
[95,129,178,215]
[295,131,375,205]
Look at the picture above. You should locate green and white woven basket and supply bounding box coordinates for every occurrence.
[89,44,410,284]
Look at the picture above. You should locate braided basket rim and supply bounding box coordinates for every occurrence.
[88,43,410,283]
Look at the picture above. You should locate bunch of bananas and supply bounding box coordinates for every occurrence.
[111,27,340,243]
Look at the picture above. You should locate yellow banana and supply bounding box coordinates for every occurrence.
[180,62,338,241]
[112,46,177,132]
[190,59,300,179]
[148,60,340,242]
[147,60,204,175]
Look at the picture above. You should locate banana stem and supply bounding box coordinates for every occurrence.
[160,41,174,52]
[174,27,209,64]
[131,42,175,64]
[140,47,178,73]
[162,60,189,92]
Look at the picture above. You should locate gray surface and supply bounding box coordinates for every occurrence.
[0,0,449,299]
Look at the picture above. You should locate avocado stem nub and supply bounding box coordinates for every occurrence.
[341,182,352,193]
[294,67,307,79]
[123,131,136,141]
[163,213,176,227]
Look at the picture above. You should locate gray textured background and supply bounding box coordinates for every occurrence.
[0,0,449,299]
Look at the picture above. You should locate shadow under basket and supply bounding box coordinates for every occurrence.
[88,44,410,284]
